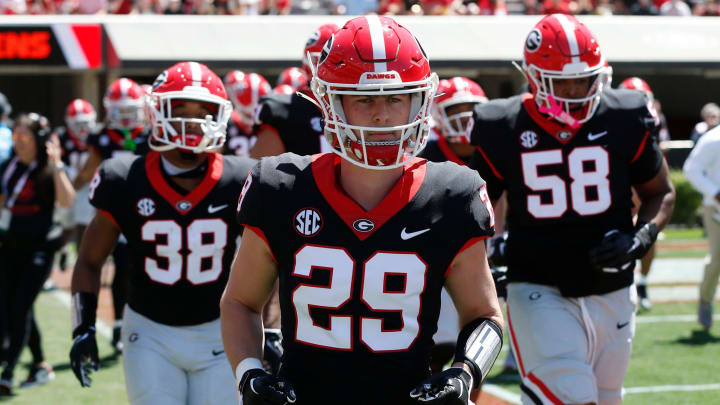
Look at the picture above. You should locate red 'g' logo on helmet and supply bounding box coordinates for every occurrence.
[152,70,168,91]
[525,29,542,53]
[318,35,334,67]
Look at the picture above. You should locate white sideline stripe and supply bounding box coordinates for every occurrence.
[50,289,113,340]
[636,314,720,323]
[625,383,720,394]
[483,384,521,404]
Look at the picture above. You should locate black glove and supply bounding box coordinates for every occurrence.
[409,367,472,404]
[589,223,658,271]
[491,267,507,300]
[69,326,99,387]
[263,329,283,375]
[487,234,507,267]
[240,368,296,405]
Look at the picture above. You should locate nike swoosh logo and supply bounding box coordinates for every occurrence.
[208,204,228,214]
[401,227,431,240]
[588,131,608,141]
[212,349,225,356]
[617,321,630,329]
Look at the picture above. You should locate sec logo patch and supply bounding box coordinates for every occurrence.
[137,198,156,217]
[294,208,323,237]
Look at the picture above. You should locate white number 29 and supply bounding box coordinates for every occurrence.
[292,245,427,352]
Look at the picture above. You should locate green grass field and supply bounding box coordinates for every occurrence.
[486,301,720,404]
[4,291,720,404]
[0,292,127,405]
[656,227,709,259]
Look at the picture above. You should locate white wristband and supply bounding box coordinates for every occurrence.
[235,357,264,385]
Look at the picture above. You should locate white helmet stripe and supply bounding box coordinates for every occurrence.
[73,99,84,115]
[365,15,388,73]
[119,78,131,98]
[453,77,467,94]
[250,74,260,107]
[190,61,203,86]
[553,14,580,64]
[632,78,643,90]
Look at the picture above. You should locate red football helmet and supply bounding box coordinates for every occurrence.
[303,23,340,76]
[432,77,487,143]
[522,14,612,125]
[65,98,97,141]
[273,84,295,95]
[148,61,232,153]
[103,78,145,130]
[311,16,438,170]
[277,67,308,91]
[223,71,271,124]
[619,77,653,100]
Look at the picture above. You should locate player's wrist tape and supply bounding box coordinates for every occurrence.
[453,317,503,388]
[450,366,474,391]
[635,222,659,246]
[235,357,264,387]
[71,291,97,338]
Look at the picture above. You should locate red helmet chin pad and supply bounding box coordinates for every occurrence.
[172,133,202,148]
[347,139,406,166]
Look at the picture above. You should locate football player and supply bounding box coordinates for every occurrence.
[69,62,256,405]
[619,77,664,311]
[55,99,96,270]
[73,78,151,353]
[422,77,503,404]
[471,14,675,405]
[249,23,339,158]
[223,70,271,157]
[222,16,503,405]
[276,67,308,92]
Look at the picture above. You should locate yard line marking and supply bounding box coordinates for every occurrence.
[483,384,522,404]
[625,383,720,394]
[50,289,113,340]
[636,314,720,323]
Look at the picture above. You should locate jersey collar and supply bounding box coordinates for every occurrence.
[311,153,426,241]
[145,151,223,215]
[435,133,468,166]
[107,126,145,146]
[522,93,583,144]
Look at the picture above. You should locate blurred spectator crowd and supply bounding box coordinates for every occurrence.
[0,0,718,17]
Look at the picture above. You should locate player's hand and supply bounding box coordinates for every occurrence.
[239,368,296,405]
[69,326,99,387]
[409,367,472,404]
[589,223,658,270]
[263,329,283,375]
[491,267,507,300]
[487,233,507,267]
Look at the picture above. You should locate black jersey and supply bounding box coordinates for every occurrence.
[89,151,255,326]
[86,125,150,160]
[0,158,55,246]
[420,129,470,166]
[236,153,494,404]
[224,111,256,158]
[471,89,663,297]
[253,91,329,155]
[55,126,89,181]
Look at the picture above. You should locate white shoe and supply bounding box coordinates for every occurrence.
[19,363,55,388]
